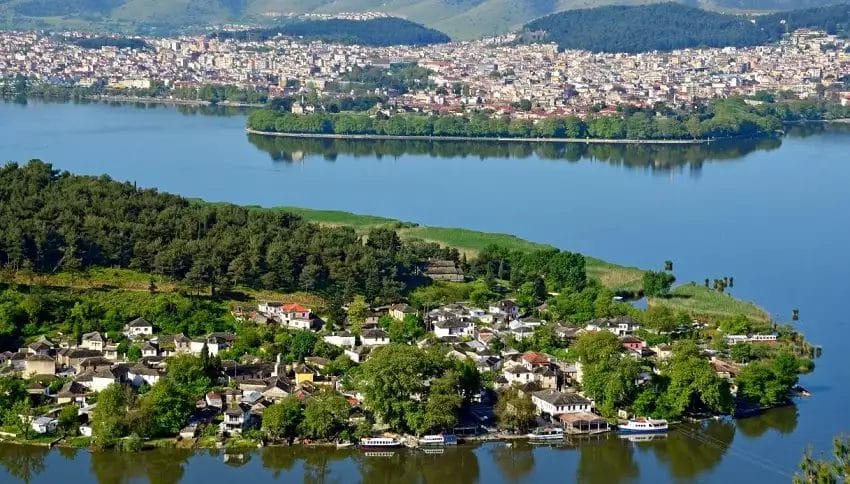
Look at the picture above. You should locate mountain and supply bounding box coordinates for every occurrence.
[522,3,850,53]
[0,0,847,39]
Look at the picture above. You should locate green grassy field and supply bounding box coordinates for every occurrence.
[0,204,768,323]
[650,283,770,322]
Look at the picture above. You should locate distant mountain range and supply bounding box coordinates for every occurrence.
[0,0,847,40]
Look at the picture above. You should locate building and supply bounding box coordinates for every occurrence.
[124,317,154,337]
[81,332,104,352]
[531,389,593,416]
[361,329,390,347]
[389,304,415,320]
[323,331,356,348]
[24,354,55,377]
[434,318,475,339]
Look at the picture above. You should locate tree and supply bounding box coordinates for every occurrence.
[165,355,210,399]
[91,383,134,448]
[262,396,303,443]
[5,400,34,440]
[662,341,733,417]
[794,435,850,483]
[643,271,675,297]
[347,295,369,327]
[495,387,536,432]
[138,379,193,438]
[421,372,463,435]
[57,405,80,437]
[358,344,433,432]
[301,391,350,440]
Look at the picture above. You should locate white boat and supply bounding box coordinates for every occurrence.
[617,418,668,434]
[419,433,458,446]
[360,437,403,449]
[526,427,565,441]
[336,440,354,449]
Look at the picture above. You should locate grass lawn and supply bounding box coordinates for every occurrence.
[398,226,553,255]
[585,257,645,294]
[649,283,770,323]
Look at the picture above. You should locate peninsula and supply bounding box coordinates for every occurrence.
[0,160,815,452]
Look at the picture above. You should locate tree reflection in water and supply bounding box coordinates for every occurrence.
[646,419,736,480]
[0,443,48,484]
[247,133,783,173]
[89,447,192,484]
[576,435,639,484]
[736,405,799,438]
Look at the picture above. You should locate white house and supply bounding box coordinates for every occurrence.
[489,300,519,319]
[531,389,592,416]
[124,317,154,337]
[91,368,117,392]
[127,365,161,387]
[323,331,356,348]
[259,302,313,330]
[361,329,390,347]
[434,319,475,339]
[81,332,104,352]
[221,404,251,435]
[31,416,58,434]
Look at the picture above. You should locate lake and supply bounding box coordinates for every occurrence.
[2,100,849,483]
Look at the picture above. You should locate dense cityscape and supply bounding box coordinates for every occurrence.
[1,28,849,117]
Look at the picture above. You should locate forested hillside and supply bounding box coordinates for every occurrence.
[0,0,846,40]
[523,3,850,53]
[209,17,450,46]
[0,160,459,301]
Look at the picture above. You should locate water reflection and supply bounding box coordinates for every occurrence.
[646,419,736,480]
[246,134,783,172]
[355,446,480,484]
[0,443,48,484]
[488,442,535,481]
[576,435,639,484]
[736,405,799,438]
[89,447,192,484]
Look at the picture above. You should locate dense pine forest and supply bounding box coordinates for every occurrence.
[209,17,451,47]
[0,161,590,304]
[0,161,458,300]
[523,3,850,53]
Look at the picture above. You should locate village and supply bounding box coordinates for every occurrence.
[0,283,788,449]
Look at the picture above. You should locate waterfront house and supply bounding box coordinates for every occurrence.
[221,404,251,435]
[531,389,593,416]
[31,416,58,435]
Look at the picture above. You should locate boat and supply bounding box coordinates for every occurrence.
[617,418,668,434]
[419,433,458,446]
[336,440,354,449]
[360,437,403,449]
[526,427,565,441]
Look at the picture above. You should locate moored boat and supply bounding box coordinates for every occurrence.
[419,433,458,446]
[526,427,565,441]
[360,437,403,449]
[617,418,668,434]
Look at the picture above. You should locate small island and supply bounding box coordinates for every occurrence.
[0,161,816,452]
[247,94,850,144]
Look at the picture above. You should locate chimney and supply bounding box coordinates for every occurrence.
[272,353,282,377]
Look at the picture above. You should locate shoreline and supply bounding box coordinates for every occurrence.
[245,128,715,144]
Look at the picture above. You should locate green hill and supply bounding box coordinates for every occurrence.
[0,0,847,40]
[523,2,850,52]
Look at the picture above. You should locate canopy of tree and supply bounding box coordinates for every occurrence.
[248,97,848,141]
[522,3,850,53]
[209,18,450,47]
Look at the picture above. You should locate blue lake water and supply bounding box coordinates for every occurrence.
[1,100,849,483]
